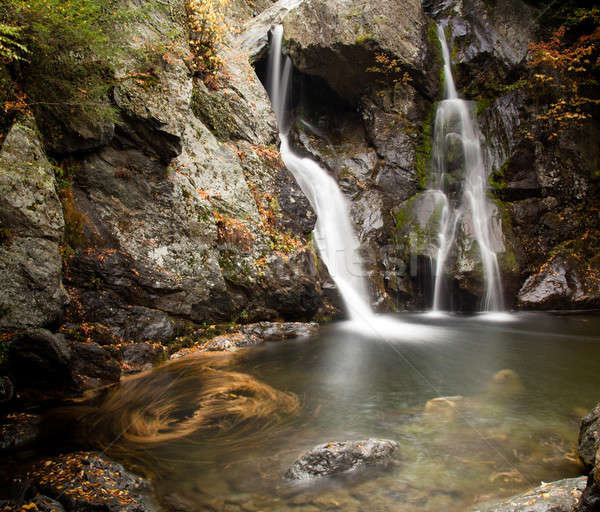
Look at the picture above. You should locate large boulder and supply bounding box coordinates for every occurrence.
[518,255,600,309]
[285,439,398,479]
[576,404,600,512]
[283,0,429,103]
[579,403,600,470]
[0,121,69,329]
[7,329,71,393]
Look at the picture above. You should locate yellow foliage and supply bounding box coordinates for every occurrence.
[186,0,231,86]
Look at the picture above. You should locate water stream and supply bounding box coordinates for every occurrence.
[267,25,375,323]
[430,25,504,312]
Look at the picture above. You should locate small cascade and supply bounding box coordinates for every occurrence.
[266,26,375,322]
[429,24,504,312]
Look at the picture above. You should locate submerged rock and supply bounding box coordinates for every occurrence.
[470,476,587,512]
[424,395,464,421]
[285,439,398,480]
[487,369,524,398]
[27,451,154,512]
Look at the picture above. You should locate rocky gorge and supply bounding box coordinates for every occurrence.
[0,0,599,510]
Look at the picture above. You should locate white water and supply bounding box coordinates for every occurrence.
[429,25,504,312]
[267,26,374,322]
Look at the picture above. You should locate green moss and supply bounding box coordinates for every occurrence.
[190,84,238,141]
[415,103,436,190]
[489,158,511,190]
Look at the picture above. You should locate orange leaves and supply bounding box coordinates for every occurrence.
[213,210,254,250]
[527,12,600,140]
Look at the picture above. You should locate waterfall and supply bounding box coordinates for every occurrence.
[266,25,375,322]
[429,25,504,312]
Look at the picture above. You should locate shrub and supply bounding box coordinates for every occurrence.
[186,0,231,86]
[0,0,128,140]
[528,8,600,139]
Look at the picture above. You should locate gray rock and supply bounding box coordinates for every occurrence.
[579,403,600,471]
[283,0,427,103]
[7,329,71,392]
[577,409,600,512]
[30,495,66,512]
[54,0,324,330]
[241,321,318,340]
[203,332,261,352]
[120,343,167,374]
[518,255,600,309]
[236,0,305,61]
[285,439,398,479]
[470,477,588,512]
[29,451,155,512]
[0,121,68,329]
[577,459,600,512]
[204,321,318,351]
[69,341,121,391]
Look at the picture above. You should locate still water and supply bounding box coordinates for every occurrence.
[78,313,600,511]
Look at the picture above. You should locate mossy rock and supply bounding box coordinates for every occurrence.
[191,81,239,141]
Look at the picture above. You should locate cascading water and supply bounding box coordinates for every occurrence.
[429,24,504,312]
[266,26,374,322]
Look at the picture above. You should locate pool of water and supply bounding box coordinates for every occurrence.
[63,313,600,511]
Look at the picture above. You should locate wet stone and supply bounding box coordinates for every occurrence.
[285,439,398,480]
[469,477,588,512]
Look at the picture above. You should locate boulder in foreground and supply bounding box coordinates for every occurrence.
[285,439,398,480]
[470,477,587,512]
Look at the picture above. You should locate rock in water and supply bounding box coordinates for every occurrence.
[469,477,587,512]
[576,404,600,512]
[579,403,600,470]
[424,395,464,421]
[487,369,524,398]
[285,439,398,480]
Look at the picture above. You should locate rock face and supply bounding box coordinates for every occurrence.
[469,477,588,512]
[0,0,332,348]
[277,0,440,310]
[0,121,69,329]
[283,0,429,103]
[285,439,398,479]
